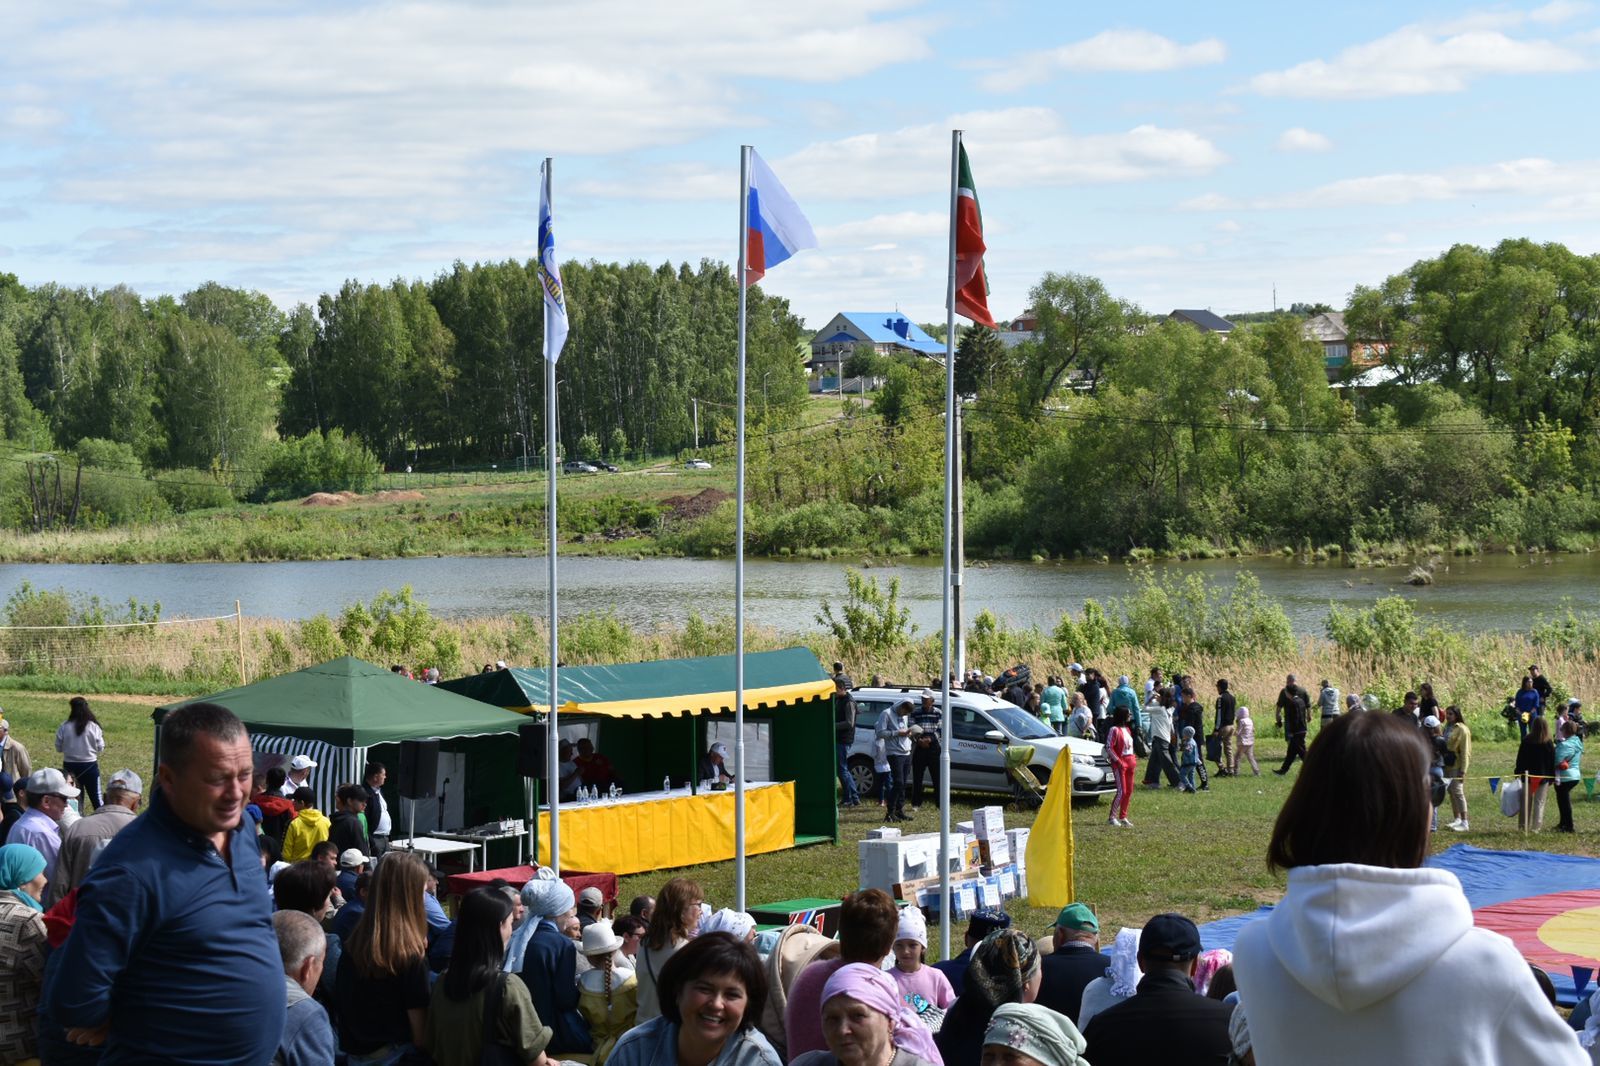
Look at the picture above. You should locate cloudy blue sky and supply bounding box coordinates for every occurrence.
[4,0,1599,328]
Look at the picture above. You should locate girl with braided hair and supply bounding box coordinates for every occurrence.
[579,920,639,1066]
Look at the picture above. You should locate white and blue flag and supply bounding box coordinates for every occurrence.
[538,160,569,363]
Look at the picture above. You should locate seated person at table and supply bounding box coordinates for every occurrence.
[699,743,734,786]
[558,741,584,801]
[575,738,617,790]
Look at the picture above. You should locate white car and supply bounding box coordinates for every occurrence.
[845,687,1116,802]
[684,458,713,470]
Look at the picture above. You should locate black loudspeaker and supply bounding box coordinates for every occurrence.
[518,722,548,779]
[398,740,440,799]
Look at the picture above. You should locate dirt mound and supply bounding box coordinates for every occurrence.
[660,487,733,522]
[370,490,425,503]
[302,492,355,506]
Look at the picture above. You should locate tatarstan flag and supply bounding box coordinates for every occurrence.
[952,143,997,329]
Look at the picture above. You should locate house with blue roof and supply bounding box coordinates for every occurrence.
[807,312,945,384]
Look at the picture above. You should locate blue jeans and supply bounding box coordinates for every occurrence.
[1179,765,1197,791]
[837,743,859,804]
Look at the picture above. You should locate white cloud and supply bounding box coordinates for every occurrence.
[7,0,935,222]
[1180,157,1600,215]
[1248,18,1590,98]
[817,211,948,244]
[1276,127,1333,153]
[583,108,1226,201]
[978,30,1227,92]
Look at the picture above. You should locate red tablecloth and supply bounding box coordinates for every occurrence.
[444,864,618,907]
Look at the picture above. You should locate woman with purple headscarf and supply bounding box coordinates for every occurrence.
[790,963,944,1066]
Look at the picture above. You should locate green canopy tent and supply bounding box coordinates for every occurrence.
[154,656,533,833]
[440,647,839,867]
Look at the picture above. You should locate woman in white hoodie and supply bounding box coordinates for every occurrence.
[1233,712,1586,1065]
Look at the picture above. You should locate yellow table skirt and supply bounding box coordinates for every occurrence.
[537,782,796,874]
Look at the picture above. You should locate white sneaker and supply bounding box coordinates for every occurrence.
[1107,817,1119,826]
[1119,817,1133,827]
[1449,821,1469,832]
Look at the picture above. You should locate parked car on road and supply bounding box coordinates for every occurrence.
[684,458,712,470]
[846,686,1116,802]
[562,460,598,473]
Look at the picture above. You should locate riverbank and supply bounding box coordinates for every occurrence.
[0,472,730,564]
[1,454,1591,567]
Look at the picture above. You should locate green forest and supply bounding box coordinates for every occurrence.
[0,237,1597,557]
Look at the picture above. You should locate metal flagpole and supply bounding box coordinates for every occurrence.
[938,129,960,960]
[543,157,561,875]
[734,145,751,911]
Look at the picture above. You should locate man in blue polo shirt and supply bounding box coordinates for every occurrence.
[43,701,284,1065]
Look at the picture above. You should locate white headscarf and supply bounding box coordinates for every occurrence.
[896,905,928,948]
[1108,927,1142,997]
[700,908,756,941]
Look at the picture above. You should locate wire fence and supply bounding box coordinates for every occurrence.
[0,605,247,687]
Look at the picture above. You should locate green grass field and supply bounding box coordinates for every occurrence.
[13,688,1588,959]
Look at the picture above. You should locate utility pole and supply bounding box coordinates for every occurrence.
[692,397,700,452]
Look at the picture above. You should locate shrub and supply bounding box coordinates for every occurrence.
[815,569,916,655]
[252,429,382,502]
[153,469,236,512]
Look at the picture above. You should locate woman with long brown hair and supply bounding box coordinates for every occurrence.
[334,850,433,1064]
[636,876,704,1023]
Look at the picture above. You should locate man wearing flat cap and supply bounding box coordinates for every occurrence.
[1081,912,1234,1065]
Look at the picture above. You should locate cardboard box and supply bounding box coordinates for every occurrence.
[973,805,1007,840]
[866,827,903,840]
[1006,827,1031,858]
[859,834,963,894]
[979,836,1011,866]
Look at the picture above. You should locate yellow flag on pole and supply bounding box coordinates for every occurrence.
[1025,762,1075,908]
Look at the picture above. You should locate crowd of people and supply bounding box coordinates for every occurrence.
[0,661,1596,1064]
[838,658,1587,837]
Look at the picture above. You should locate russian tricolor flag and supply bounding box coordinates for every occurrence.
[745,149,817,286]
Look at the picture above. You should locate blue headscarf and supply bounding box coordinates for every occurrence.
[503,869,575,973]
[0,842,46,912]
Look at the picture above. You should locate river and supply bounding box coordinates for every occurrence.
[0,550,1588,637]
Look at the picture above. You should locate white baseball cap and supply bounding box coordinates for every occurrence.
[289,755,318,771]
[338,848,371,869]
[107,769,143,795]
[25,767,80,799]
[709,742,729,759]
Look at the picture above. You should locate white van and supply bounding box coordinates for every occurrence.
[846,686,1116,802]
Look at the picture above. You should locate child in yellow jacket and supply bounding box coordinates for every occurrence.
[282,787,331,862]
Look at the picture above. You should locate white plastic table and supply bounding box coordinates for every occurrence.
[388,835,481,872]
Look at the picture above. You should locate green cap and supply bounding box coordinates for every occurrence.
[1053,903,1099,932]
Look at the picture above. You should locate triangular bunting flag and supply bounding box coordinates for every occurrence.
[1574,966,1594,998]
[1489,777,1500,794]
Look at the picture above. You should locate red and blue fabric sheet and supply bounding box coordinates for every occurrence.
[745,149,817,286]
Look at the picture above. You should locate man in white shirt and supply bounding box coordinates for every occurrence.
[359,761,391,854]
[278,755,317,797]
